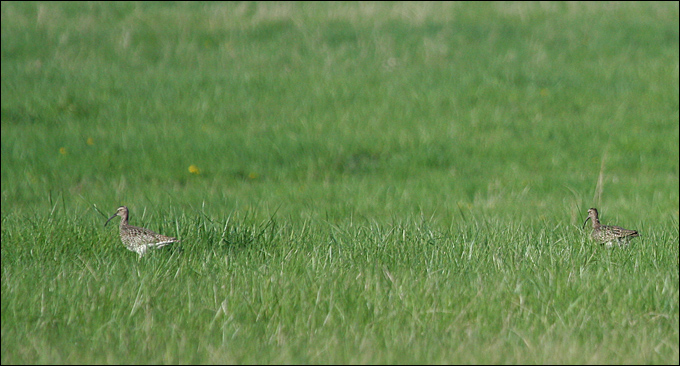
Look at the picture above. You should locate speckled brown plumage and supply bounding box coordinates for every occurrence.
[583,208,639,247]
[105,206,179,257]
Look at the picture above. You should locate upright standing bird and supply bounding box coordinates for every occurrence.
[105,206,180,257]
[582,208,639,247]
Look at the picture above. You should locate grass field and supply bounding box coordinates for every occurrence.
[1,2,678,364]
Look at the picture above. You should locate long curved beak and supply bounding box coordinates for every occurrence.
[582,216,591,229]
[104,214,117,227]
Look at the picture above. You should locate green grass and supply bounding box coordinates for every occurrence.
[2,2,678,364]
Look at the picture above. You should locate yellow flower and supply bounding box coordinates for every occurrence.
[86,137,94,145]
[188,165,201,174]
[59,147,67,155]
[248,172,258,179]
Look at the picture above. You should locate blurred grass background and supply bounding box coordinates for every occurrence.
[1,2,678,364]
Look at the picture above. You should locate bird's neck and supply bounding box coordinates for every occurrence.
[590,217,601,229]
